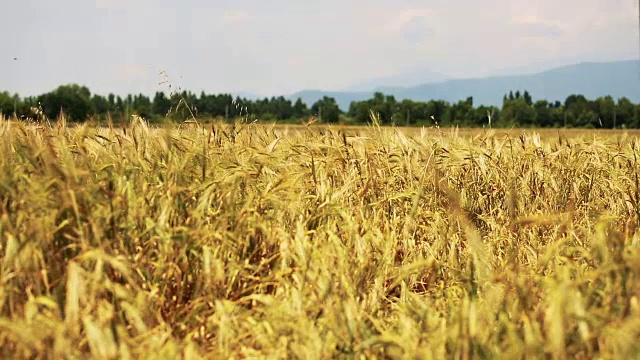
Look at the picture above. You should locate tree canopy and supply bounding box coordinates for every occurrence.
[2,85,639,129]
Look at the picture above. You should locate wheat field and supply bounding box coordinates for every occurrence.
[1,116,639,359]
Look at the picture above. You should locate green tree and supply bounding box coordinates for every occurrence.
[381,94,399,124]
[425,100,449,124]
[132,94,152,118]
[90,94,110,117]
[447,97,474,125]
[366,92,398,124]
[395,99,416,125]
[616,97,636,128]
[272,96,294,120]
[347,100,371,122]
[501,98,536,126]
[38,84,92,121]
[474,105,499,127]
[533,100,552,127]
[151,91,171,117]
[594,96,616,128]
[0,91,18,116]
[576,110,600,128]
[292,98,309,119]
[523,91,533,106]
[549,107,565,127]
[311,96,341,123]
[563,94,589,127]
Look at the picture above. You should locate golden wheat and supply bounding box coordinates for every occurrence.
[0,116,639,359]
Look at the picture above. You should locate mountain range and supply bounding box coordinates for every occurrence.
[342,68,452,92]
[287,60,640,110]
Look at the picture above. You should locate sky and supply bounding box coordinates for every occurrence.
[2,0,639,97]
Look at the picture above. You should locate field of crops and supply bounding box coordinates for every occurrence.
[1,117,640,359]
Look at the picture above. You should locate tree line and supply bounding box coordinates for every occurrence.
[1,84,639,128]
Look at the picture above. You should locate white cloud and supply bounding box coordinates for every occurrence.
[95,0,127,9]
[383,9,434,32]
[402,15,436,44]
[222,10,253,24]
[111,63,151,82]
[510,16,564,38]
[3,0,639,96]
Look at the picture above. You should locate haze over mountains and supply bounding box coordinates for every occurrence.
[343,68,452,92]
[287,60,640,110]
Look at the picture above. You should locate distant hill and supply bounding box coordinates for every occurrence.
[287,90,375,110]
[288,60,640,110]
[343,69,452,92]
[232,91,262,100]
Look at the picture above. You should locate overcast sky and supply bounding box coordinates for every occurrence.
[2,0,638,97]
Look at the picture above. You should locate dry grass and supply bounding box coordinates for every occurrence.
[1,116,640,359]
